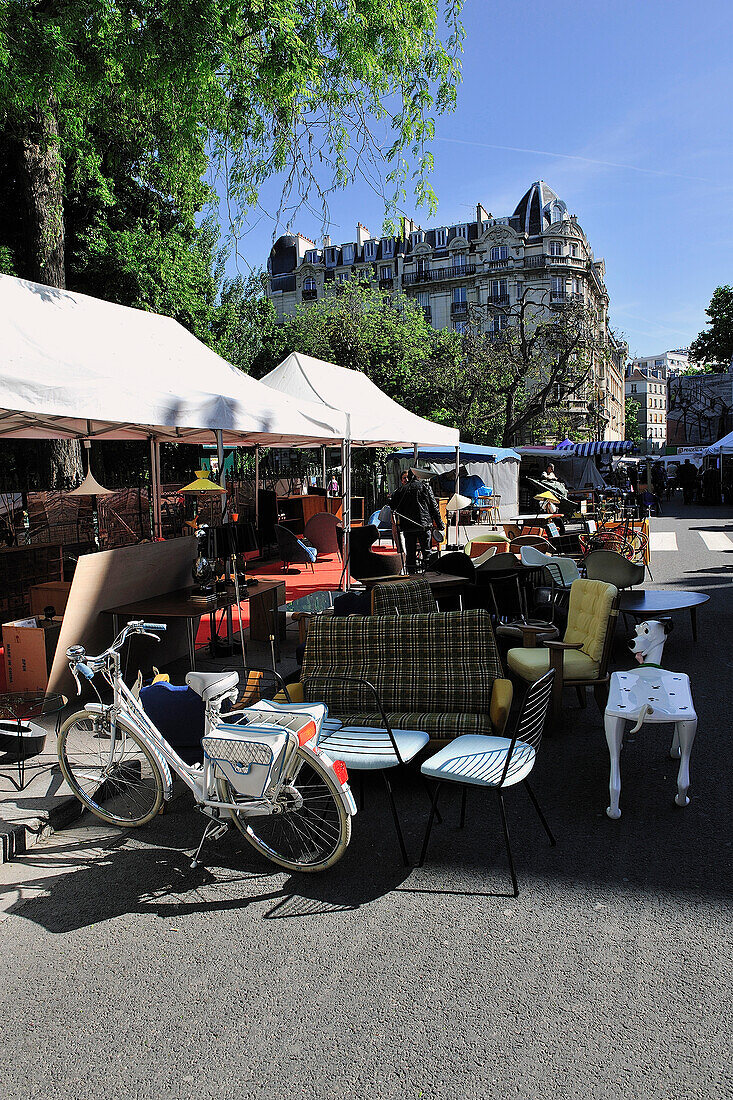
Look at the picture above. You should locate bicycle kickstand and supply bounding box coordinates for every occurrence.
[191,815,230,869]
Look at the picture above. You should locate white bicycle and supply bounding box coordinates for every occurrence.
[57,621,355,872]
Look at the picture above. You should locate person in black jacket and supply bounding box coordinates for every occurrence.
[389,470,444,573]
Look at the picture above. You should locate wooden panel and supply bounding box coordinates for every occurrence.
[29,581,72,618]
[249,580,286,643]
[48,537,197,696]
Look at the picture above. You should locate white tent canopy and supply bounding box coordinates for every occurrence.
[0,276,347,445]
[260,352,460,448]
[705,431,733,455]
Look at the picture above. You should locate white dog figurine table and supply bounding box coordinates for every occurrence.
[604,619,697,820]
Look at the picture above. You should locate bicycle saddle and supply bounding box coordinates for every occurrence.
[186,670,239,702]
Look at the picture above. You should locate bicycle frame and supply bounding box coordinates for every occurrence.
[81,646,331,820]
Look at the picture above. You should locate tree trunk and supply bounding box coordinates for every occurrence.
[17,105,82,485]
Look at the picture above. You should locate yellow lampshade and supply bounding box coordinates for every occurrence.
[533,490,561,504]
[180,470,226,493]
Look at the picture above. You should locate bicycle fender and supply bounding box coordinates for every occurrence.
[83,704,174,801]
[298,741,357,817]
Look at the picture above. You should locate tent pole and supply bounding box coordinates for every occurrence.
[149,438,162,539]
[254,445,260,529]
[321,445,327,489]
[454,443,461,546]
[215,429,227,522]
[341,440,351,590]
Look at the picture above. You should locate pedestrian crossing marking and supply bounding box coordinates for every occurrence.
[650,532,677,551]
[698,531,733,552]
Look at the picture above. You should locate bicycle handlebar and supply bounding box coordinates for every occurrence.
[66,619,167,671]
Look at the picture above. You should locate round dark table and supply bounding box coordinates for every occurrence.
[0,691,66,790]
[619,590,709,642]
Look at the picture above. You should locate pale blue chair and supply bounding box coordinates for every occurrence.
[418,669,556,896]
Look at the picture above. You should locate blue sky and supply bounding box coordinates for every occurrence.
[219,0,733,358]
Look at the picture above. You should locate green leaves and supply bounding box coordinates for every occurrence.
[690,285,733,370]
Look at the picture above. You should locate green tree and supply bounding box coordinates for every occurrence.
[690,286,733,370]
[256,278,443,396]
[0,0,463,289]
[625,395,643,445]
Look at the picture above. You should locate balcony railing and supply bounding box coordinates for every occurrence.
[379,277,394,289]
[524,255,546,268]
[403,263,476,285]
[488,294,509,306]
[301,288,318,301]
[450,301,468,316]
[547,254,585,267]
[489,258,510,269]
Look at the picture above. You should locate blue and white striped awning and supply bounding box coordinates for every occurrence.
[572,440,637,456]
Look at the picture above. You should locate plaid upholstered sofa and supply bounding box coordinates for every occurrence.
[282,609,513,747]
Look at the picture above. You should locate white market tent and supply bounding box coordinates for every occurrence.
[261,352,460,448]
[705,431,733,455]
[0,276,347,447]
[261,352,461,556]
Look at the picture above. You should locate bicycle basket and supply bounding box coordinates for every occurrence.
[202,725,291,798]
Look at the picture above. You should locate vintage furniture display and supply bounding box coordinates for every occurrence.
[507,579,619,722]
[303,512,342,558]
[274,524,317,572]
[618,589,709,643]
[291,609,513,748]
[347,524,402,583]
[0,544,64,621]
[419,670,556,896]
[0,690,65,790]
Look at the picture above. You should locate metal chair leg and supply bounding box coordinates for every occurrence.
[496,790,519,897]
[382,770,409,866]
[459,786,467,829]
[523,778,556,846]
[420,775,442,824]
[418,780,442,866]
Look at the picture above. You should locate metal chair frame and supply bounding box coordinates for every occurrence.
[419,670,556,896]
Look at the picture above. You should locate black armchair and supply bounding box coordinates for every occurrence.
[275,524,317,572]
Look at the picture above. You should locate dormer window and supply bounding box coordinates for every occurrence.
[453,224,468,240]
[410,230,425,247]
[363,239,377,259]
[381,237,394,257]
[435,228,447,248]
[325,247,337,267]
[305,250,320,264]
[342,244,355,265]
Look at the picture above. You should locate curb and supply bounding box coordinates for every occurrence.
[0,795,83,865]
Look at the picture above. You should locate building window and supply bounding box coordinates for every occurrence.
[491,314,508,334]
[549,240,563,256]
[453,252,466,269]
[453,319,467,334]
[490,278,508,300]
[490,245,508,261]
[363,240,376,260]
[570,243,578,257]
[550,276,564,297]
[453,224,468,240]
[551,204,563,223]
[416,291,430,311]
[435,228,447,248]
[453,286,467,305]
[380,265,392,281]
[342,244,355,265]
[336,271,349,283]
[381,238,394,257]
[571,277,581,297]
[325,247,337,267]
[515,281,523,301]
[305,250,320,264]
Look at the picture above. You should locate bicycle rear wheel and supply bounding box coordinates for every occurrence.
[58,710,164,827]
[221,746,351,872]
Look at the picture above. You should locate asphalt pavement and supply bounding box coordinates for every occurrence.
[0,500,731,1100]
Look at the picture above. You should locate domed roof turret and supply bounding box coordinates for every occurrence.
[513,181,565,235]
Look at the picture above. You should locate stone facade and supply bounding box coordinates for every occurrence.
[625,368,668,454]
[266,180,626,440]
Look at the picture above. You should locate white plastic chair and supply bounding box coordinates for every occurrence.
[520,545,580,590]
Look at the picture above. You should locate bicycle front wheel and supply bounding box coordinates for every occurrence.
[58,710,164,827]
[221,746,351,872]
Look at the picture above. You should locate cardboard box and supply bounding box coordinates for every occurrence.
[2,616,63,693]
[29,580,72,618]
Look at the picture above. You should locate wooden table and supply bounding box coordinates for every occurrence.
[619,589,709,642]
[359,571,467,593]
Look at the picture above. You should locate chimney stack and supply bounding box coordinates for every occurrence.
[356,223,370,247]
[476,203,491,224]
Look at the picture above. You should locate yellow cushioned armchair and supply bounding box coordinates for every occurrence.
[506,578,619,722]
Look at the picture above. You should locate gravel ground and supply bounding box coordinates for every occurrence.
[0,501,731,1100]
